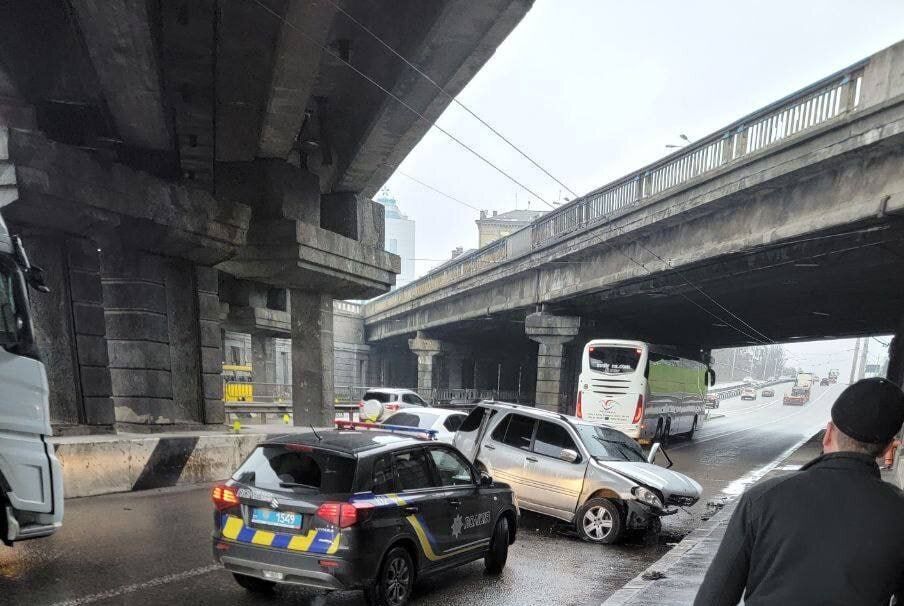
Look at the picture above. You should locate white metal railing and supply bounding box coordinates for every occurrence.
[364,61,866,320]
[333,301,363,315]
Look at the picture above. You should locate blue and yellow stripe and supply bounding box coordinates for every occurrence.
[219,515,340,554]
[380,493,488,562]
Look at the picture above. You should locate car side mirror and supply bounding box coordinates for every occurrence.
[479,472,493,487]
[560,448,579,463]
[647,442,661,464]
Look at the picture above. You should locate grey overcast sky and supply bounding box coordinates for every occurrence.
[377,0,904,364]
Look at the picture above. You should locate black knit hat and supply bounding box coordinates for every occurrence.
[831,377,904,443]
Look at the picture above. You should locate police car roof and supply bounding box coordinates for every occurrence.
[263,429,424,455]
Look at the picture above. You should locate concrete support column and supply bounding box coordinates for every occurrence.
[526,311,580,412]
[251,333,277,384]
[290,290,334,427]
[408,331,442,392]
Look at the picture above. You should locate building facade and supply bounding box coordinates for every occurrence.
[476,209,545,247]
[375,190,415,288]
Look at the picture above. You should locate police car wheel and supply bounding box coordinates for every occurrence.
[366,546,414,606]
[484,516,509,574]
[232,573,275,593]
[577,498,624,545]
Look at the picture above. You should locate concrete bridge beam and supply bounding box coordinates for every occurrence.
[526,312,580,412]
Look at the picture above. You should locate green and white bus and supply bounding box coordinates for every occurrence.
[575,339,713,445]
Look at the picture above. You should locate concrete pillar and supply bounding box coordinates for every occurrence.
[251,333,277,383]
[101,244,214,425]
[526,311,580,412]
[290,290,334,427]
[408,331,442,392]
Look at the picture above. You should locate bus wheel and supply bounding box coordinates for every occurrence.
[687,416,698,438]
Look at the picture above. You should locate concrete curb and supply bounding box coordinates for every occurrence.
[52,426,302,498]
[601,500,737,606]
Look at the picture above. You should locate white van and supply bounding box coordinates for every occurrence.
[0,213,62,544]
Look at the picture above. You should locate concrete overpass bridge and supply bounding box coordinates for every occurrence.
[363,41,904,410]
[0,0,533,429]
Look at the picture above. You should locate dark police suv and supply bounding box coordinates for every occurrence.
[211,424,518,605]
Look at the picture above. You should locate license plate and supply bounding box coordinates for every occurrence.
[251,508,302,530]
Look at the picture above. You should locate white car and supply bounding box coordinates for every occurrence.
[357,388,430,422]
[381,407,468,444]
[741,387,757,401]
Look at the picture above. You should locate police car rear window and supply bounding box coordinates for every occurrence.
[233,445,356,494]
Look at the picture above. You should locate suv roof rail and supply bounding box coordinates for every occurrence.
[334,420,437,440]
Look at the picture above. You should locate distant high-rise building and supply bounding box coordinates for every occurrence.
[476,208,546,247]
[374,189,415,288]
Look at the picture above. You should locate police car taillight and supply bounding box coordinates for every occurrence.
[212,484,239,510]
[316,502,374,528]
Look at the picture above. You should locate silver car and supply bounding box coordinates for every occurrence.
[454,402,702,544]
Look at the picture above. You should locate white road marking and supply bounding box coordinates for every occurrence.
[46,564,221,606]
[721,432,814,496]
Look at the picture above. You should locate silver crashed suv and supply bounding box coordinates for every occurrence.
[454,402,702,544]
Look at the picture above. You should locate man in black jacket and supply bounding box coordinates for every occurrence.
[694,377,904,606]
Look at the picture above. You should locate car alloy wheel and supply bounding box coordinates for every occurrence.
[583,505,614,540]
[384,553,411,606]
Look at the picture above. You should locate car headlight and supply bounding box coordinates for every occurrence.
[632,486,664,509]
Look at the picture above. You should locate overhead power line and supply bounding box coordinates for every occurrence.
[324,0,579,199]
[251,0,776,347]
[251,0,556,209]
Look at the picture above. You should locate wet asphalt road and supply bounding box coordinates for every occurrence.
[1,383,841,606]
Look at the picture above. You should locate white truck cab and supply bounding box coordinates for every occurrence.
[0,213,62,545]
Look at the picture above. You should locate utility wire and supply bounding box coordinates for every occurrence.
[325,0,579,199]
[258,0,800,347]
[250,0,556,209]
[392,170,482,212]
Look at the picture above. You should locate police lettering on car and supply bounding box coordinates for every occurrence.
[211,421,518,606]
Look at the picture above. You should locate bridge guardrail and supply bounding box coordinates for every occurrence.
[363,61,866,321]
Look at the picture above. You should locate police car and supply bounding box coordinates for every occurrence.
[211,421,518,605]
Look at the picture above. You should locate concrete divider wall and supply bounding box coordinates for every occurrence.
[53,432,272,498]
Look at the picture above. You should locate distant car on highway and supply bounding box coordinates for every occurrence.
[743,376,754,385]
[741,387,757,401]
[454,402,702,545]
[820,378,830,386]
[357,388,429,422]
[381,407,467,444]
[705,393,720,409]
[761,388,775,398]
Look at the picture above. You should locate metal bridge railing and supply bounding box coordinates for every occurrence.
[363,62,866,320]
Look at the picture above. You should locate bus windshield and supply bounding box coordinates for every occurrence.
[587,345,642,375]
[573,424,647,463]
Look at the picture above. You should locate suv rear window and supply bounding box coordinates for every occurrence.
[363,391,394,403]
[588,345,641,374]
[233,445,357,494]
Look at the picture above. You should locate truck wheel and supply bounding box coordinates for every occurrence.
[662,419,672,446]
[686,416,698,438]
[576,498,624,544]
[365,546,414,606]
[232,573,275,593]
[653,419,664,443]
[484,516,510,574]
